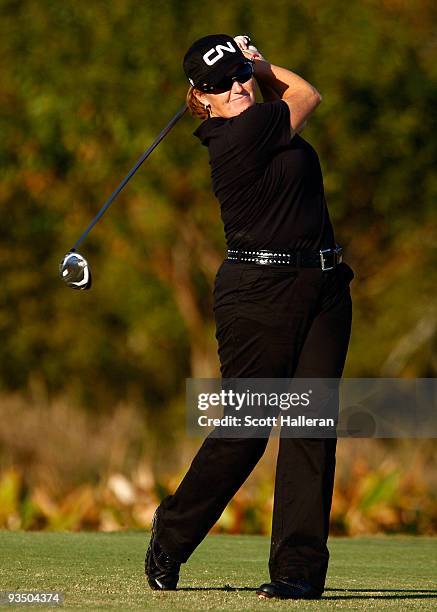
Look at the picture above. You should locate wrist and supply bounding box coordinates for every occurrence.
[242,48,264,62]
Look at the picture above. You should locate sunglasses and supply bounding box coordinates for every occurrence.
[198,62,254,94]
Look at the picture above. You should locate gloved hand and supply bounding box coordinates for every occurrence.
[234,35,266,60]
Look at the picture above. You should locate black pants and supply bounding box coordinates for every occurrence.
[157,260,353,593]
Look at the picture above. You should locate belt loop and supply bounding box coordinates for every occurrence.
[296,251,301,267]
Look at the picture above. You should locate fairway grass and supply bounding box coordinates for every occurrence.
[0,532,436,610]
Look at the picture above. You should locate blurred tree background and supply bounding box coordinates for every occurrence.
[0,0,436,532]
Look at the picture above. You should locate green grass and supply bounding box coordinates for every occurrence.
[0,532,436,610]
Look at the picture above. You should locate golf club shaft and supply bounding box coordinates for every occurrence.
[71,103,188,252]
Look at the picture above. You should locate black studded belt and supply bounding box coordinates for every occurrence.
[227,245,343,270]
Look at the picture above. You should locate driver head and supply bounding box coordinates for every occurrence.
[59,251,92,290]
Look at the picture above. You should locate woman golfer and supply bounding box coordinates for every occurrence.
[146,33,354,600]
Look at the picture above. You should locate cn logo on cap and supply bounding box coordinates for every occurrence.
[203,41,236,66]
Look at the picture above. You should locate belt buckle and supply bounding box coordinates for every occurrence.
[319,246,343,272]
[257,250,272,265]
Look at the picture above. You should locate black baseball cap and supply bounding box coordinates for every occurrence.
[183,34,246,90]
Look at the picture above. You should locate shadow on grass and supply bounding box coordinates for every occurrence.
[323,595,437,601]
[325,588,437,593]
[178,586,437,600]
[178,587,257,592]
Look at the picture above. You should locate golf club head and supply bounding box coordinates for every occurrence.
[59,251,92,290]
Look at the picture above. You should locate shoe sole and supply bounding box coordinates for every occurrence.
[147,577,176,591]
[256,589,322,600]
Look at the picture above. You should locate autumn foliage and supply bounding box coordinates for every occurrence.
[0,1,436,532]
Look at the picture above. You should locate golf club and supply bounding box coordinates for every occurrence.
[60,103,188,290]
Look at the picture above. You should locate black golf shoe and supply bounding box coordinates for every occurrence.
[256,578,322,600]
[145,510,181,590]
